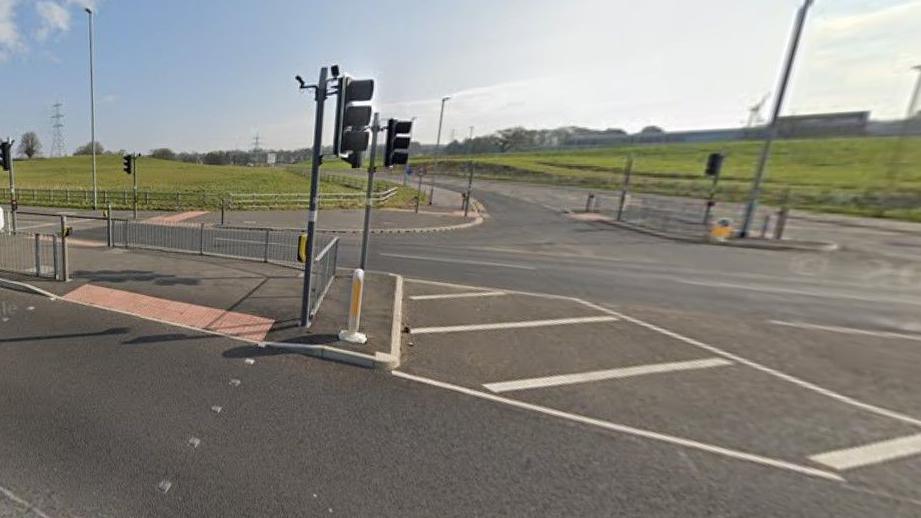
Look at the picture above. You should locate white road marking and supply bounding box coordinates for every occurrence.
[810,433,921,471]
[410,291,506,301]
[677,279,921,307]
[770,320,921,342]
[0,485,53,518]
[483,358,733,393]
[594,305,921,428]
[391,370,844,482]
[411,315,618,335]
[380,253,537,270]
[157,480,173,494]
[244,358,255,365]
[211,405,223,414]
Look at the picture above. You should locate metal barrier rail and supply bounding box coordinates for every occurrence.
[0,232,60,280]
[309,237,339,318]
[2,185,399,210]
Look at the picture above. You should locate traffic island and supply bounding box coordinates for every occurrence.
[261,270,403,370]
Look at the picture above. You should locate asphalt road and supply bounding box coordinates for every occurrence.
[4,178,921,516]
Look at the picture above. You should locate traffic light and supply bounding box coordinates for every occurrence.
[0,140,11,172]
[122,154,135,175]
[705,152,724,177]
[384,119,413,167]
[333,76,374,167]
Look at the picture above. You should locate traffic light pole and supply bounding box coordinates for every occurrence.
[739,0,812,238]
[7,145,16,234]
[300,66,328,328]
[132,156,139,219]
[359,113,380,270]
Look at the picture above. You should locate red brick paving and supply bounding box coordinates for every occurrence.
[63,284,274,342]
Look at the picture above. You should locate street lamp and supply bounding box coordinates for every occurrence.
[430,96,450,204]
[85,7,98,210]
[739,0,814,238]
[887,65,921,184]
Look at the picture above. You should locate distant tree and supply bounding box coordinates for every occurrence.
[74,141,104,155]
[496,127,535,152]
[17,132,42,158]
[639,125,665,134]
[604,128,628,135]
[150,148,176,160]
[202,151,228,165]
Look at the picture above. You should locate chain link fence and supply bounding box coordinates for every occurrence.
[0,232,61,279]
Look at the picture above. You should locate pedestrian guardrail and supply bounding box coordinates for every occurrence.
[309,237,339,318]
[0,231,61,280]
[1,185,399,211]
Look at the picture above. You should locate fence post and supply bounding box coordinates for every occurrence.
[106,203,113,247]
[760,214,772,238]
[774,188,791,240]
[199,223,205,255]
[263,229,270,263]
[52,235,59,280]
[585,193,594,213]
[617,156,634,221]
[34,234,41,277]
[59,215,69,282]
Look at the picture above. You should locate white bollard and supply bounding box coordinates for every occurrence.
[338,268,368,344]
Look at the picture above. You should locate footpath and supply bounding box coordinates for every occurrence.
[1,245,404,369]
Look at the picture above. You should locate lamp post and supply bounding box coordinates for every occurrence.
[739,0,814,238]
[430,96,450,205]
[85,7,98,210]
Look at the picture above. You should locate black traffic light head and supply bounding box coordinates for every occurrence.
[705,152,724,177]
[122,154,134,175]
[384,119,413,167]
[333,76,374,157]
[0,140,12,172]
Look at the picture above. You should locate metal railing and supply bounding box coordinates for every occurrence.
[0,232,61,280]
[309,237,339,318]
[1,185,399,211]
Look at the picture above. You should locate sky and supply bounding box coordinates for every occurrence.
[1,0,920,153]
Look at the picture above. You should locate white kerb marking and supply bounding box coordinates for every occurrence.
[391,370,843,482]
[809,433,921,471]
[770,320,921,342]
[0,485,53,518]
[484,358,733,393]
[380,253,537,271]
[411,315,618,335]
[410,291,506,301]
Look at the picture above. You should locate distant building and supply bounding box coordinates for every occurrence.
[775,111,869,138]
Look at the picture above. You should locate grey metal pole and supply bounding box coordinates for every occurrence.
[132,155,138,219]
[300,66,328,328]
[59,215,69,282]
[887,65,921,185]
[463,126,475,217]
[430,96,450,205]
[86,8,98,211]
[6,138,16,233]
[617,155,634,221]
[739,0,813,238]
[415,170,423,213]
[359,113,380,270]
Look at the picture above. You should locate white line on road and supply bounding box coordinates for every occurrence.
[391,370,844,482]
[483,358,733,393]
[676,279,921,307]
[770,320,921,342]
[0,485,53,518]
[809,433,921,471]
[595,306,921,429]
[380,253,536,270]
[410,291,506,301]
[411,315,618,335]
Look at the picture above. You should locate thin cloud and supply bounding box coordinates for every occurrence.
[0,0,23,61]
[36,1,70,41]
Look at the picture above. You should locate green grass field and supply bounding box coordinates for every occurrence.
[414,136,921,220]
[5,155,421,210]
